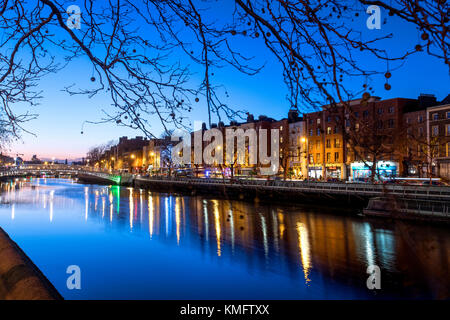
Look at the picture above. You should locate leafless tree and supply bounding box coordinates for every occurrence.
[0,0,448,140]
[401,123,449,182]
[86,140,115,165]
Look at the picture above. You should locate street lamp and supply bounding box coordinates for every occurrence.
[300,137,308,180]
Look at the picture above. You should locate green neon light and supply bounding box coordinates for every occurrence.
[111,175,121,185]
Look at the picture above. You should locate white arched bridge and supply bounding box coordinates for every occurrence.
[0,164,124,185]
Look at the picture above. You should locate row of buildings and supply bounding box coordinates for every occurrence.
[89,93,450,181]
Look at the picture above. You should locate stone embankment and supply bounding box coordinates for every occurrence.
[0,228,62,300]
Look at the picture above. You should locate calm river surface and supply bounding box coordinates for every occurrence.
[0,178,448,299]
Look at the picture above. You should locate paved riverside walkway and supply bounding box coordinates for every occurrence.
[0,228,62,300]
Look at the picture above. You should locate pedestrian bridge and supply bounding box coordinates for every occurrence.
[0,165,123,185]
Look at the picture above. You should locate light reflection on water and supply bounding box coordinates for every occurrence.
[0,178,449,299]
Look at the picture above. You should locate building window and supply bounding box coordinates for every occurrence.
[354,112,359,118]
[388,119,394,128]
[326,152,331,162]
[326,139,331,148]
[317,128,321,136]
[355,123,360,131]
[280,137,283,143]
[406,118,410,124]
[317,118,321,124]
[309,154,313,164]
[334,139,341,148]
[345,119,350,127]
[377,120,383,129]
[333,126,339,134]
[309,129,313,136]
[280,126,283,131]
[433,113,439,121]
[447,112,450,119]
[334,152,339,161]
[388,106,394,113]
[447,143,450,157]
[418,115,423,123]
[316,153,320,162]
[447,124,450,136]
[377,108,383,114]
[363,110,369,118]
[327,116,331,122]
[419,127,424,137]
[432,125,439,136]
[327,127,332,134]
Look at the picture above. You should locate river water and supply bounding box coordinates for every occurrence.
[0,178,448,299]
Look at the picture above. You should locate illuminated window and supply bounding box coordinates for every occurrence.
[433,113,439,121]
[334,138,341,148]
[327,127,332,134]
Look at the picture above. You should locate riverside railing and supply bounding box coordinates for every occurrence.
[134,176,450,201]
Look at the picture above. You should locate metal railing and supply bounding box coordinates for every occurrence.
[134,176,450,200]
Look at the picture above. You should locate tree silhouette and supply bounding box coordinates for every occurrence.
[0,0,448,140]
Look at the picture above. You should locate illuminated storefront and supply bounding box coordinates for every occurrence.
[308,166,323,179]
[350,161,398,180]
[325,164,342,179]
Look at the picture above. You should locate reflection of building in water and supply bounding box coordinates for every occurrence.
[2,179,449,298]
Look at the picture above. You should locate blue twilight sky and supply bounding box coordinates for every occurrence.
[6,1,450,160]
